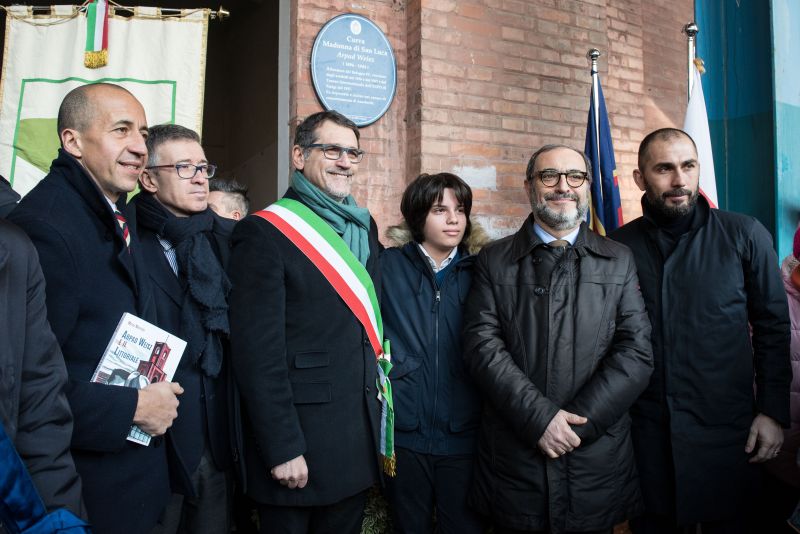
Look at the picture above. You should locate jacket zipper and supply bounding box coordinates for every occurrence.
[430,285,440,454]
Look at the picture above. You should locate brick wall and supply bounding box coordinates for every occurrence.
[290,0,693,241]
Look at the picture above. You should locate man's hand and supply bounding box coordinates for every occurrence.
[745,413,784,463]
[132,381,183,436]
[537,409,587,459]
[271,455,309,489]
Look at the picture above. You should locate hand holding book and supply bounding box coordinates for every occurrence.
[133,381,184,436]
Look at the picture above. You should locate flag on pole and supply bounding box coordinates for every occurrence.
[585,65,623,235]
[84,0,109,68]
[683,60,718,208]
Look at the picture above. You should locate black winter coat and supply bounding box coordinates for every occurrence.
[381,240,481,456]
[131,195,237,493]
[0,218,83,517]
[610,197,791,524]
[228,189,382,506]
[8,150,174,534]
[462,218,653,532]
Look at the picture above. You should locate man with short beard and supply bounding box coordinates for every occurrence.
[611,128,791,533]
[462,144,654,533]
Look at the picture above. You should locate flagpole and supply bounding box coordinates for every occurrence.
[683,22,698,100]
[587,48,603,189]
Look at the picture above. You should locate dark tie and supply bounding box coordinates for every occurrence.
[115,210,131,251]
[549,239,570,248]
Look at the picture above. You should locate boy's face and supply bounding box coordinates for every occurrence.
[422,187,467,256]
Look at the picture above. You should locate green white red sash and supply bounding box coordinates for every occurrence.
[84,0,109,68]
[254,198,396,475]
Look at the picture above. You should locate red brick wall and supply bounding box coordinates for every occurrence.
[290,0,693,240]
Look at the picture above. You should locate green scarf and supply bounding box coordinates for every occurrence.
[291,170,372,265]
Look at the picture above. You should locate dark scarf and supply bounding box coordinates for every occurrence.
[135,193,230,377]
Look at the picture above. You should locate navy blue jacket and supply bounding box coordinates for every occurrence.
[381,241,481,455]
[8,150,174,534]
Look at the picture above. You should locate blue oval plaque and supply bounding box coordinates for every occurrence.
[310,14,397,127]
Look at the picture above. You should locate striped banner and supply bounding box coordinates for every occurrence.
[84,0,109,68]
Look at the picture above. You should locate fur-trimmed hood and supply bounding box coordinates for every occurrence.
[384,220,490,255]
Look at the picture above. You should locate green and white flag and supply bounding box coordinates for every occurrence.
[0,5,209,196]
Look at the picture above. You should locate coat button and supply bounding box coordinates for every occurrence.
[365,385,371,394]
[534,286,546,296]
[363,338,370,346]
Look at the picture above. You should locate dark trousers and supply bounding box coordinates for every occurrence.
[151,448,231,534]
[383,448,484,534]
[630,513,748,534]
[257,489,368,534]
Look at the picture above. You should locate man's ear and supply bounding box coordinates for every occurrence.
[291,145,306,171]
[231,210,243,221]
[61,129,82,158]
[139,170,159,194]
[632,169,646,192]
[523,178,532,198]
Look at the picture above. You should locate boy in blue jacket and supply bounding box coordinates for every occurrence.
[381,173,488,534]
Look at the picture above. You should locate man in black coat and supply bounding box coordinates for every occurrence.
[462,145,653,533]
[0,217,83,517]
[8,83,185,534]
[132,123,234,533]
[610,128,791,533]
[228,110,382,533]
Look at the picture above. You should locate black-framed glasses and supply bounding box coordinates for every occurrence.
[305,144,365,163]
[146,163,217,180]
[536,169,588,188]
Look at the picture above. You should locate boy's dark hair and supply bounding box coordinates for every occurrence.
[294,110,360,150]
[401,172,473,244]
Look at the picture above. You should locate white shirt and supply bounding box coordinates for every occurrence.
[417,243,458,273]
[533,222,580,246]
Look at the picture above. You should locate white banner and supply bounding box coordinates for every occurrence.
[0,6,209,196]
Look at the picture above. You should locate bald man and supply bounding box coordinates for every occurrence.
[9,83,186,534]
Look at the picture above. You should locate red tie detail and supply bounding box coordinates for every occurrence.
[114,210,131,251]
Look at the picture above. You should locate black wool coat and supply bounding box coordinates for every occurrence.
[130,195,237,492]
[610,196,791,524]
[8,150,174,534]
[462,218,653,533]
[228,188,382,506]
[0,218,84,517]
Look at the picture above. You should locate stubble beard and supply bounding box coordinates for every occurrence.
[533,192,589,231]
[645,184,699,218]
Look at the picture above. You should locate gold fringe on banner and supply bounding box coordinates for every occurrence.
[84,49,108,68]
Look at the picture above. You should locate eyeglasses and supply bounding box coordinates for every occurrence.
[305,144,365,163]
[535,169,588,188]
[146,163,217,180]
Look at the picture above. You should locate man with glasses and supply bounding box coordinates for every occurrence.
[8,83,183,533]
[227,110,382,533]
[131,123,236,533]
[462,144,653,533]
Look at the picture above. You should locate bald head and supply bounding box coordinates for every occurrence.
[57,83,137,139]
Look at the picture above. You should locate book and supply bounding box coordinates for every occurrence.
[91,312,186,446]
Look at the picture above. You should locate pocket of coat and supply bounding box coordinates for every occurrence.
[293,351,330,369]
[390,353,423,431]
[291,382,332,404]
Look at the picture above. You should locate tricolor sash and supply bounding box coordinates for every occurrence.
[254,198,396,475]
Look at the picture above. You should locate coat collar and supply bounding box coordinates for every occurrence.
[510,215,619,262]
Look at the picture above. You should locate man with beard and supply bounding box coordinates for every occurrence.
[462,144,653,533]
[611,128,790,533]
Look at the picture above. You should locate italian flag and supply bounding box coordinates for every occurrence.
[255,198,396,475]
[84,0,109,68]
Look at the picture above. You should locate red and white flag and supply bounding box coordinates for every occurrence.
[683,62,718,208]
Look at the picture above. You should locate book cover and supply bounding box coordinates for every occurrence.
[91,312,186,446]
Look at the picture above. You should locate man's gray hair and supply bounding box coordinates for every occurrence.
[525,144,592,183]
[145,123,201,167]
